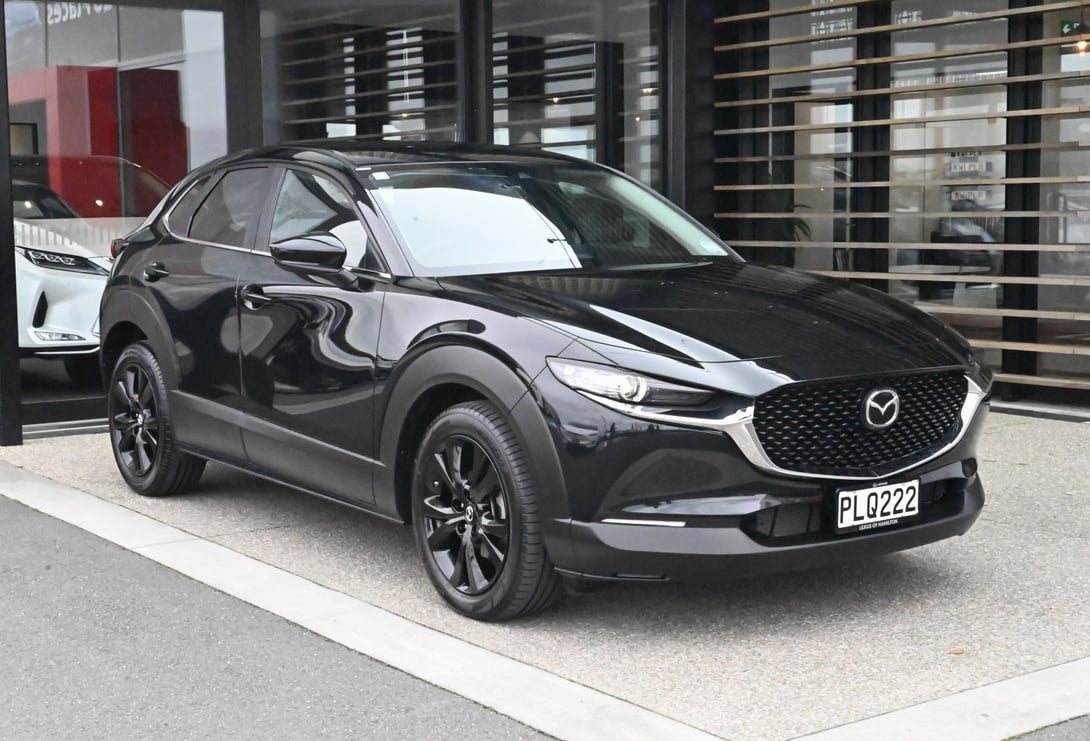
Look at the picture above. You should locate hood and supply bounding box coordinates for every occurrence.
[438,261,971,388]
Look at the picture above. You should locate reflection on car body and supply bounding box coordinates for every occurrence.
[12,157,169,382]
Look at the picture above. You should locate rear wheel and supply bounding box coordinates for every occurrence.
[108,343,205,496]
[412,401,560,621]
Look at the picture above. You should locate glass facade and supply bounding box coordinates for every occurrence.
[491,0,661,185]
[3,0,1090,439]
[4,1,227,410]
[714,1,1090,392]
[257,0,661,185]
[259,0,461,143]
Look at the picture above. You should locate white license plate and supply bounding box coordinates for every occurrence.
[836,480,919,533]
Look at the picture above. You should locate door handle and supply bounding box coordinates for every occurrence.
[239,285,272,310]
[143,262,170,282]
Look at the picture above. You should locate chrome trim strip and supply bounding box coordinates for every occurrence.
[587,376,987,482]
[175,237,252,254]
[601,518,687,528]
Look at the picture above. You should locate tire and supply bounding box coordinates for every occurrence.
[64,355,102,388]
[107,342,205,496]
[411,400,560,621]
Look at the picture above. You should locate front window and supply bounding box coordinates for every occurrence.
[270,169,372,268]
[364,163,736,276]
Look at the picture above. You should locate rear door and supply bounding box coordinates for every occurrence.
[143,166,275,462]
[237,165,388,506]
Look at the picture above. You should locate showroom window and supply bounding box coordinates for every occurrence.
[259,0,460,143]
[1037,5,1090,385]
[714,1,1090,392]
[4,1,228,423]
[492,0,661,186]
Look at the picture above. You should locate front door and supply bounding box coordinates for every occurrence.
[237,166,387,506]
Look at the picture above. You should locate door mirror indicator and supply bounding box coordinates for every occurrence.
[270,234,347,273]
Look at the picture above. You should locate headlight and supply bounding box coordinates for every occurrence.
[547,358,715,407]
[18,247,109,275]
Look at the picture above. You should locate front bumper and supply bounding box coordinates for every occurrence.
[16,254,106,355]
[559,473,983,582]
[528,369,990,582]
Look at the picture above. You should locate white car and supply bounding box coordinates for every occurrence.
[13,180,112,383]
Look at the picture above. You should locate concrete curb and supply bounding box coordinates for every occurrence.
[0,460,718,741]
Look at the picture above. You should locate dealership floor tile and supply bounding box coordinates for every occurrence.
[1,412,1088,741]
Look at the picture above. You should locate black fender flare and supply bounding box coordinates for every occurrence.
[100,289,180,388]
[374,343,573,563]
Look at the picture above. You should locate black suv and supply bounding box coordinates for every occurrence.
[101,144,991,621]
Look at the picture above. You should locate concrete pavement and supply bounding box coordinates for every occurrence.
[0,495,546,741]
[2,410,1089,740]
[1016,716,1090,741]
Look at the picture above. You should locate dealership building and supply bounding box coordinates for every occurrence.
[1,0,1088,443]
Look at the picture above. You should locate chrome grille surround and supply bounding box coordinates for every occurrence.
[582,376,987,482]
[752,371,966,477]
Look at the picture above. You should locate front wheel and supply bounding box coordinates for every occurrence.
[107,343,205,496]
[412,401,560,621]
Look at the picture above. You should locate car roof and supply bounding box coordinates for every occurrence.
[204,141,596,177]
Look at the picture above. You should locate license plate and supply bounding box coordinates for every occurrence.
[836,480,919,533]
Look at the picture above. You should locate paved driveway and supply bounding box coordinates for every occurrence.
[0,496,545,741]
[1,412,1088,740]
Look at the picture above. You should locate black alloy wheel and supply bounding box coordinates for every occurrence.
[108,343,205,496]
[112,361,159,478]
[420,434,510,595]
[412,401,560,621]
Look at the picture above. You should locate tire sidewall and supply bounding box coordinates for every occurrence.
[108,343,169,494]
[411,406,531,620]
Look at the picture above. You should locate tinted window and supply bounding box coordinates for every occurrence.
[166,176,211,237]
[366,163,735,276]
[189,168,271,247]
[270,169,370,268]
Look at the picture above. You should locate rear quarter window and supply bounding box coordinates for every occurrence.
[165,176,211,237]
[187,168,271,248]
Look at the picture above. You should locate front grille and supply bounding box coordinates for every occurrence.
[753,371,966,476]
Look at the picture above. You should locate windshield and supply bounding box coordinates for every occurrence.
[12,183,79,220]
[363,162,738,276]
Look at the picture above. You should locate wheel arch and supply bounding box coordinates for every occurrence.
[375,341,569,533]
[99,290,179,388]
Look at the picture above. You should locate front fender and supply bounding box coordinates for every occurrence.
[373,343,573,563]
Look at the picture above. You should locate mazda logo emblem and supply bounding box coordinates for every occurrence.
[862,387,900,430]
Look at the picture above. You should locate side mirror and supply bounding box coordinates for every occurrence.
[270,234,346,273]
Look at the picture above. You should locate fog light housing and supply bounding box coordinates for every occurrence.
[35,331,85,341]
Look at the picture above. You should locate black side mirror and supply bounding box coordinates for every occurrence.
[270,234,347,273]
